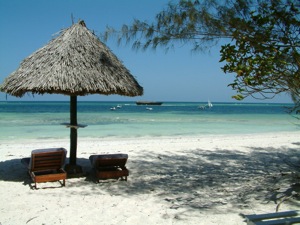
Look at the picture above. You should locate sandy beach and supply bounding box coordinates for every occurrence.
[0,132,300,224]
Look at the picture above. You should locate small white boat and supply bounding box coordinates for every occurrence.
[198,100,213,110]
[207,100,213,108]
[146,107,153,111]
[110,107,116,110]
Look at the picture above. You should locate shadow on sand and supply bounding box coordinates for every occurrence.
[1,143,299,212]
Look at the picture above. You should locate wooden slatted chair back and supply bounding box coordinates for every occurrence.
[96,158,127,168]
[30,148,67,172]
[89,154,129,182]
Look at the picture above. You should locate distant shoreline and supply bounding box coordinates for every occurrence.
[1,131,299,144]
[0,100,294,105]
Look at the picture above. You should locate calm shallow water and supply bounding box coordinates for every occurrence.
[0,101,298,141]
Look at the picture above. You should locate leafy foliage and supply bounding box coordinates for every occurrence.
[104,0,300,110]
[104,0,240,51]
[220,0,300,108]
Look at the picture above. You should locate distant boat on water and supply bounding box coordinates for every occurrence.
[110,104,122,110]
[198,100,213,110]
[136,101,163,105]
[207,100,213,108]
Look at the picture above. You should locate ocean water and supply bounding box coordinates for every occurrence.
[0,101,299,141]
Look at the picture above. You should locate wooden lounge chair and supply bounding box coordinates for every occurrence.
[21,148,67,189]
[89,154,129,182]
[244,210,300,225]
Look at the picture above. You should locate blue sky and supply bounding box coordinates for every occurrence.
[0,0,292,103]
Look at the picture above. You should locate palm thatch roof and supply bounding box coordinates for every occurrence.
[0,20,143,97]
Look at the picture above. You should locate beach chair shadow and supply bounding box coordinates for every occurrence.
[0,158,29,183]
[21,148,67,189]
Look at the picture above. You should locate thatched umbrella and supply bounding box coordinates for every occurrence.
[0,20,143,175]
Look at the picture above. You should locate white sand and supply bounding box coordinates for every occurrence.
[0,132,300,225]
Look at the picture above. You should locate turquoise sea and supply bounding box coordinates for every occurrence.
[0,101,299,141]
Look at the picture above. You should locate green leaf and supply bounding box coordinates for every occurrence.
[232,95,245,100]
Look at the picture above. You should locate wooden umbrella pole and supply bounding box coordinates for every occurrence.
[65,95,83,177]
[70,95,77,166]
